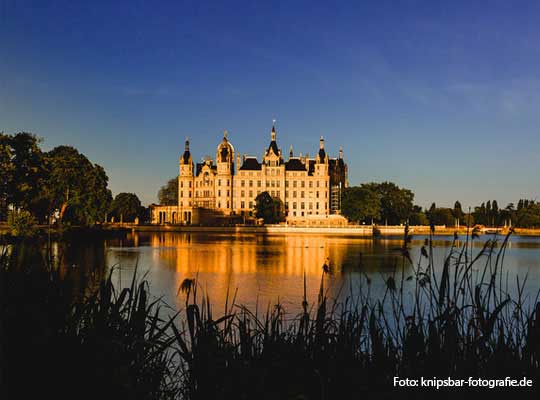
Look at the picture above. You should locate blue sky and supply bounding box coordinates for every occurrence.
[1,0,539,208]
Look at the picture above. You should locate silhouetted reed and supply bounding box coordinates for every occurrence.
[2,225,540,399]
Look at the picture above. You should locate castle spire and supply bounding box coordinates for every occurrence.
[319,135,325,149]
[289,144,293,158]
[271,119,276,141]
[185,138,190,151]
[339,146,343,159]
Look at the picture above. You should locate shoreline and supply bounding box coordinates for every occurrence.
[2,223,539,238]
[107,224,540,237]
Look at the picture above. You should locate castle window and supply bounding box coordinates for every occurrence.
[218,190,221,196]
[180,181,183,188]
[316,191,319,198]
[241,201,245,209]
[309,203,313,210]
[316,181,320,187]
[309,181,313,188]
[301,181,305,188]
[249,201,253,209]
[180,191,183,197]
[293,191,297,198]
[218,202,221,208]
[241,180,245,187]
[227,190,230,196]
[257,180,261,187]
[301,202,305,210]
[301,191,305,198]
[293,181,297,188]
[285,181,289,187]
[316,203,319,209]
[189,182,191,188]
[189,191,192,197]
[249,190,253,197]
[227,201,229,208]
[293,202,297,209]
[241,190,245,197]
[249,180,253,187]
[276,181,280,187]
[218,179,221,186]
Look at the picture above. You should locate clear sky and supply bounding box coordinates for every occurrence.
[1,0,539,209]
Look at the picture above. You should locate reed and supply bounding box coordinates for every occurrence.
[1,226,539,399]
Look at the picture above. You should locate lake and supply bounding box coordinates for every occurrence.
[52,231,540,317]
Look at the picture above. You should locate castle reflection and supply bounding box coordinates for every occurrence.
[106,232,413,315]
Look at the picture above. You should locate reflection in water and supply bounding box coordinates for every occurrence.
[79,232,540,316]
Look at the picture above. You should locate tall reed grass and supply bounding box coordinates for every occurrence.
[1,227,539,399]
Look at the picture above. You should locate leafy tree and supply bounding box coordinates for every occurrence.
[452,201,464,224]
[254,191,283,224]
[0,134,14,220]
[429,207,455,226]
[340,186,380,223]
[5,133,45,212]
[409,205,428,225]
[43,146,112,225]
[110,193,142,223]
[362,182,414,225]
[158,176,178,205]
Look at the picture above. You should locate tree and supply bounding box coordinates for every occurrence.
[452,201,464,225]
[0,134,14,220]
[340,186,380,223]
[361,182,414,225]
[158,176,178,205]
[254,191,283,224]
[429,207,455,226]
[409,205,428,225]
[43,146,112,225]
[110,193,142,223]
[4,133,45,212]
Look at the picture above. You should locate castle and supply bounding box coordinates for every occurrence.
[150,124,348,225]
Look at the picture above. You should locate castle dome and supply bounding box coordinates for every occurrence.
[216,130,235,163]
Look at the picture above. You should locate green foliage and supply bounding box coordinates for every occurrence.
[1,133,45,215]
[341,182,414,225]
[110,192,142,222]
[158,176,179,205]
[254,191,284,224]
[340,186,380,223]
[409,205,429,225]
[428,207,455,226]
[43,146,112,225]
[7,210,37,236]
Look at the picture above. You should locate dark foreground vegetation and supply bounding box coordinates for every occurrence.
[1,228,540,399]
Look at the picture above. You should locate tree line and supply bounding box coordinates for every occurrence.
[0,132,146,229]
[341,183,540,228]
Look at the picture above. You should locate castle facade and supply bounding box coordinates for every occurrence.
[151,124,348,225]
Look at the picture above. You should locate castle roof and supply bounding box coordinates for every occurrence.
[239,157,262,171]
[285,158,306,171]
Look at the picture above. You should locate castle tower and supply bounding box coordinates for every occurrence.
[215,130,234,213]
[178,139,194,222]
